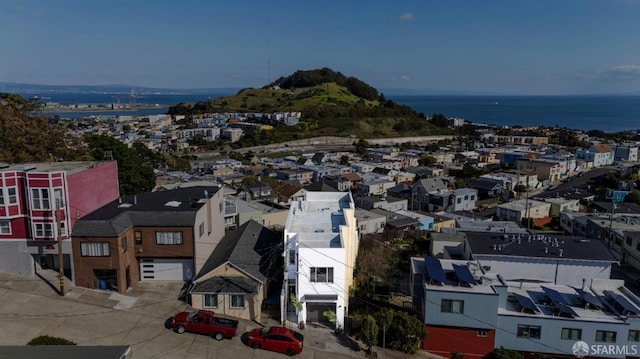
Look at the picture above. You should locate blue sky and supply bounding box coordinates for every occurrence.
[1,0,639,95]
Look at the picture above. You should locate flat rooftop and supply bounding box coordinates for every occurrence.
[498,199,548,211]
[288,192,353,249]
[0,161,112,176]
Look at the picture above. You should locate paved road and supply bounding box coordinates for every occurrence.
[0,271,442,359]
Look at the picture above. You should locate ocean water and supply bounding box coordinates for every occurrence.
[391,95,640,133]
[21,92,640,132]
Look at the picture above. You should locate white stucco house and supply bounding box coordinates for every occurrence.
[282,192,359,329]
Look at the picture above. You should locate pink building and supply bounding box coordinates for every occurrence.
[0,161,119,278]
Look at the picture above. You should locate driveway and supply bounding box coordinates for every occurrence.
[0,271,442,359]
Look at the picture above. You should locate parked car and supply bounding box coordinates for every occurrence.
[242,326,304,356]
[171,310,238,340]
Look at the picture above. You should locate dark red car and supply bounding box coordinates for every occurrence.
[171,310,238,340]
[242,326,304,356]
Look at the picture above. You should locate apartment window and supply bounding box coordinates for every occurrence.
[470,195,475,201]
[199,222,205,237]
[464,195,469,200]
[54,188,64,207]
[456,198,461,204]
[34,223,53,238]
[0,220,10,235]
[289,250,296,265]
[135,231,142,245]
[636,242,640,251]
[310,267,334,283]
[31,188,50,210]
[204,294,218,308]
[155,231,183,245]
[595,330,616,343]
[7,187,17,205]
[121,237,127,253]
[626,237,633,246]
[561,328,582,340]
[60,222,66,236]
[629,330,640,342]
[80,242,110,257]
[441,299,464,314]
[230,294,244,308]
[517,325,541,339]
[477,330,488,337]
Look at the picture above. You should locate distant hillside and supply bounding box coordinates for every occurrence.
[168,68,451,138]
[0,93,78,163]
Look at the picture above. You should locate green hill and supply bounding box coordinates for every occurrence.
[168,68,452,138]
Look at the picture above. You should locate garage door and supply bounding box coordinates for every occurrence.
[139,258,194,281]
[306,302,335,323]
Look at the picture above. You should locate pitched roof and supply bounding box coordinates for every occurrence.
[72,186,220,237]
[272,182,304,197]
[593,144,613,153]
[343,172,362,181]
[190,276,261,294]
[194,220,279,283]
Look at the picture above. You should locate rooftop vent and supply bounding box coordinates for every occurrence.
[23,164,37,171]
[118,203,133,208]
[0,163,9,169]
[165,201,181,207]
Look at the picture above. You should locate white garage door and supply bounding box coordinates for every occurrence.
[139,258,194,281]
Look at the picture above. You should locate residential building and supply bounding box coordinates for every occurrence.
[72,186,224,294]
[189,220,279,321]
[576,144,615,167]
[357,173,396,196]
[544,197,580,217]
[496,199,551,223]
[412,256,638,359]
[428,188,478,213]
[0,161,119,277]
[282,192,358,329]
[615,144,639,162]
[516,158,562,184]
[222,128,243,142]
[354,208,386,235]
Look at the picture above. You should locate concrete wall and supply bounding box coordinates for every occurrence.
[0,241,34,276]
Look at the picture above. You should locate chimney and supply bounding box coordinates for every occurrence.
[559,249,563,257]
[204,190,209,198]
[134,195,137,205]
[118,197,122,204]
[582,278,586,290]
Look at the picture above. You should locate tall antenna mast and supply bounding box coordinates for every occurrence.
[267,14,271,87]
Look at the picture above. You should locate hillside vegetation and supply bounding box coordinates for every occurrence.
[169,68,452,138]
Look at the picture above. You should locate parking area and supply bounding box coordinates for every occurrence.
[0,271,439,359]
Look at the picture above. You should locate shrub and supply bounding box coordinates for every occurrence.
[27,335,76,345]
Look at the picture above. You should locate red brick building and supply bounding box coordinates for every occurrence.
[0,161,119,277]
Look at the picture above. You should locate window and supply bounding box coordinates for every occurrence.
[199,222,205,237]
[54,188,64,207]
[289,250,296,265]
[470,195,475,200]
[155,231,183,245]
[204,294,218,308]
[80,242,110,257]
[135,231,142,245]
[629,330,640,342]
[464,195,469,200]
[626,237,633,246]
[441,299,464,314]
[60,222,66,236]
[121,237,127,253]
[0,187,17,206]
[456,198,461,204]
[35,223,53,238]
[561,328,582,340]
[230,294,244,308]
[31,188,50,210]
[517,325,541,339]
[0,220,10,235]
[310,267,334,283]
[595,330,616,343]
[477,330,488,337]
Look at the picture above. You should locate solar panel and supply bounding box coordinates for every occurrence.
[542,287,570,306]
[424,256,450,285]
[575,288,603,308]
[453,264,476,285]
[604,290,640,315]
[542,286,578,317]
[514,293,540,313]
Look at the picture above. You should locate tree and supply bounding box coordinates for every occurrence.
[85,135,156,195]
[419,155,437,166]
[340,155,350,166]
[431,113,448,128]
[376,309,426,354]
[625,191,640,204]
[354,139,369,157]
[27,335,76,345]
[361,314,379,353]
[486,347,523,359]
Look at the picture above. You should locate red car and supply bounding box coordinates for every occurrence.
[242,326,304,356]
[171,310,238,341]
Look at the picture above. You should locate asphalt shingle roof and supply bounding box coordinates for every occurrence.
[72,186,220,237]
[194,220,279,283]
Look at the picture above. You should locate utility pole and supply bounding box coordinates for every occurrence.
[56,199,65,296]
